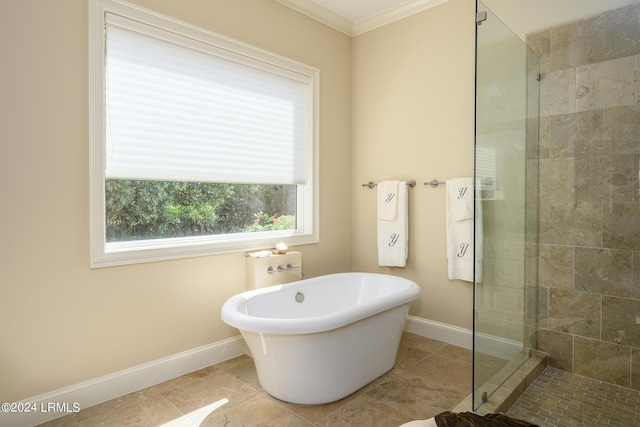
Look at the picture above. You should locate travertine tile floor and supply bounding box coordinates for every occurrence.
[38,333,640,427]
[506,367,640,427]
[38,333,472,426]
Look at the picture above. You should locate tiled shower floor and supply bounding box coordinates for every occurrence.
[506,367,640,426]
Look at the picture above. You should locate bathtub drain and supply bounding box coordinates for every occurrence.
[295,292,305,303]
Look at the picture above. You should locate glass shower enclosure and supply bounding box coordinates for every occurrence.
[473,1,539,410]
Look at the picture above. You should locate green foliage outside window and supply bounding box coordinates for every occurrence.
[105,180,296,242]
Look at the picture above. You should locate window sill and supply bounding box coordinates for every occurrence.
[90,231,318,268]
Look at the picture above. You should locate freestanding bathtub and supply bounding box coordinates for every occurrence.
[221,272,420,404]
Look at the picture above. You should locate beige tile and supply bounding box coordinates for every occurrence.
[602,295,640,347]
[36,414,77,427]
[547,288,601,338]
[216,355,262,390]
[72,388,182,427]
[407,353,472,392]
[199,394,311,427]
[537,329,573,371]
[540,201,603,247]
[151,365,218,395]
[572,110,606,158]
[400,332,447,353]
[365,369,466,420]
[549,16,604,71]
[394,341,431,370]
[214,354,253,371]
[540,68,576,116]
[277,381,372,424]
[435,344,472,363]
[538,245,574,289]
[604,105,640,156]
[160,369,259,414]
[313,394,412,427]
[610,154,637,203]
[525,29,550,74]
[574,336,631,387]
[474,352,510,387]
[508,367,640,427]
[547,113,576,158]
[604,202,640,250]
[539,157,575,204]
[604,4,640,60]
[575,156,613,202]
[537,286,549,328]
[632,348,640,391]
[575,247,633,297]
[636,53,640,105]
[576,56,636,112]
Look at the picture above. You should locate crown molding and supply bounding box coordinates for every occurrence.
[353,0,450,35]
[275,0,450,37]
[274,0,353,35]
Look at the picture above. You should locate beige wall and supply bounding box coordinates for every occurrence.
[352,0,476,328]
[0,0,352,401]
[1,0,479,403]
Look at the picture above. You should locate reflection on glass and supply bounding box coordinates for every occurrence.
[473,1,539,410]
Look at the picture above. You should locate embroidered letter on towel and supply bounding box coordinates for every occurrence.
[377,181,408,267]
[446,177,481,282]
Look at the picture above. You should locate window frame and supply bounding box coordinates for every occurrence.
[89,0,319,268]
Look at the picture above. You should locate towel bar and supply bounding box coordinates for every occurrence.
[362,180,416,189]
[424,177,495,188]
[424,179,445,188]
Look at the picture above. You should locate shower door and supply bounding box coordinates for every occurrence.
[473,1,539,410]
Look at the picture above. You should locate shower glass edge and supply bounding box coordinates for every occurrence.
[473,0,540,411]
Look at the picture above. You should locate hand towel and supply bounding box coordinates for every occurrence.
[475,180,483,283]
[378,180,408,267]
[377,180,399,220]
[446,177,482,282]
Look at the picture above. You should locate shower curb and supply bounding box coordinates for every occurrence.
[452,351,548,415]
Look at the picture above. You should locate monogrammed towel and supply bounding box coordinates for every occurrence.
[377,180,408,267]
[446,177,482,282]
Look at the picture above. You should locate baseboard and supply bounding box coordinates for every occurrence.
[1,336,248,427]
[404,315,473,349]
[404,316,524,359]
[475,332,524,360]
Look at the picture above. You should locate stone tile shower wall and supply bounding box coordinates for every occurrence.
[527,3,640,390]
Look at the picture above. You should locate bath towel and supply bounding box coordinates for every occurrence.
[377,180,408,267]
[446,177,482,282]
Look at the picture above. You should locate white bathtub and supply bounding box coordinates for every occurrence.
[221,272,420,404]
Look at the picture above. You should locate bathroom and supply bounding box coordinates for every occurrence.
[1,0,639,426]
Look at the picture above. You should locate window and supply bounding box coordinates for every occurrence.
[89,0,318,267]
[475,140,502,200]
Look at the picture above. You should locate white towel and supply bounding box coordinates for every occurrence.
[446,177,482,282]
[378,180,408,267]
[377,180,399,220]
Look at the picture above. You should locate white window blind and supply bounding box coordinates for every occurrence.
[475,145,498,191]
[105,13,311,185]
